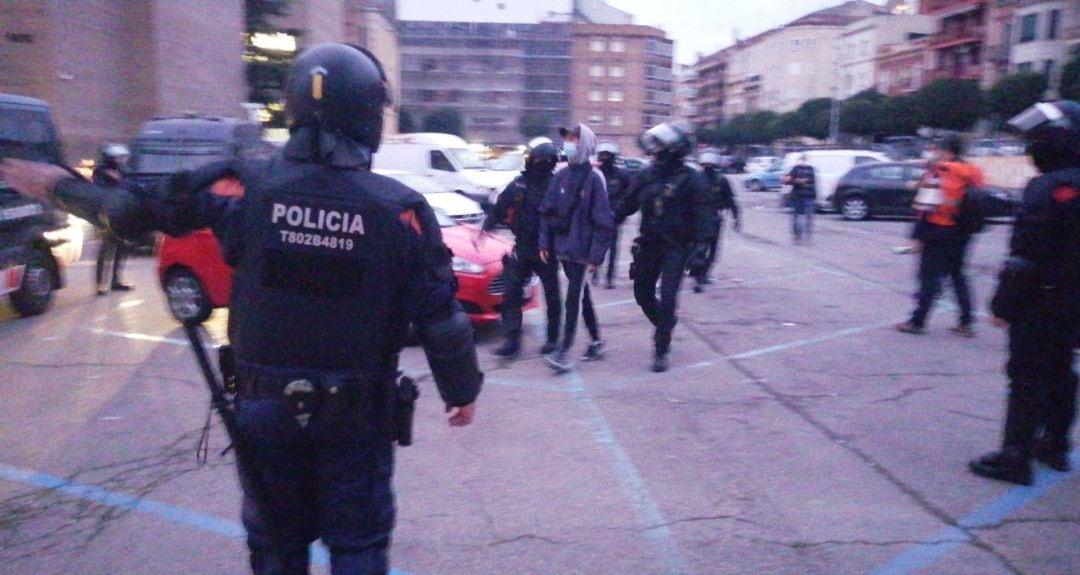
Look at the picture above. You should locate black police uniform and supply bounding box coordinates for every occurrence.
[617,161,717,363]
[976,167,1080,482]
[483,168,562,350]
[690,167,739,283]
[597,160,632,287]
[91,165,133,292]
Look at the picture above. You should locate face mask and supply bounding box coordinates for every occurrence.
[562,143,578,160]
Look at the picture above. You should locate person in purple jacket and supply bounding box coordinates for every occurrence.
[539,123,616,372]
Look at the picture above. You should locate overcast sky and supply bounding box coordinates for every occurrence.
[604,0,890,65]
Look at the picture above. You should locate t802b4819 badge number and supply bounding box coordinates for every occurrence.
[278,230,355,251]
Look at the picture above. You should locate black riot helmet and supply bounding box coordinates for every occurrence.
[98,143,129,169]
[285,43,391,152]
[639,123,693,166]
[1008,100,1080,173]
[524,137,559,175]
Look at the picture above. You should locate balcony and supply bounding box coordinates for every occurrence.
[926,24,984,50]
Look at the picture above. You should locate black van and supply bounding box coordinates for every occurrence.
[0,93,73,316]
[126,116,271,193]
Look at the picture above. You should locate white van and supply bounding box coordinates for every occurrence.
[779,150,889,210]
[373,133,515,207]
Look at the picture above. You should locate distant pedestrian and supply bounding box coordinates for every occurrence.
[782,154,816,245]
[594,141,632,289]
[91,143,134,295]
[895,134,985,336]
[691,148,741,292]
[539,123,615,372]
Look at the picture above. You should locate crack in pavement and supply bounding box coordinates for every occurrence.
[644,514,760,531]
[747,536,971,550]
[870,386,938,404]
[487,533,564,547]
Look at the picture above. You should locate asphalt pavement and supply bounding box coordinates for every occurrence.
[1,181,1076,575]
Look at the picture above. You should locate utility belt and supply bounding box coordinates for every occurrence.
[226,351,419,446]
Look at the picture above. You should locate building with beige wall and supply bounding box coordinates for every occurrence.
[688,48,728,129]
[0,0,246,161]
[838,13,936,98]
[570,22,673,154]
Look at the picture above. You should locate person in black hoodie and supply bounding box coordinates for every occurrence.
[594,141,632,289]
[479,139,563,358]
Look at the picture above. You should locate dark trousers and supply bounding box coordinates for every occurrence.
[501,254,561,345]
[602,224,622,284]
[95,233,129,287]
[560,260,600,351]
[237,384,395,575]
[633,241,689,355]
[792,196,815,241]
[689,219,723,280]
[909,229,973,327]
[1001,302,1079,458]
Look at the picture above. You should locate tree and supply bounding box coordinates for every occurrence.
[913,79,984,131]
[841,98,885,137]
[794,98,832,140]
[398,108,416,133]
[518,112,551,139]
[423,109,464,136]
[880,96,919,136]
[988,72,1048,120]
[1060,53,1080,101]
[767,112,802,141]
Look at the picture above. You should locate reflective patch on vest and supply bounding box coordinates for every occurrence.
[1053,185,1079,204]
[268,199,368,254]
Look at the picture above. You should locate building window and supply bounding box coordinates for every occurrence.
[1019,13,1038,43]
[1048,9,1061,40]
[589,64,605,77]
[608,90,624,102]
[588,89,604,102]
[610,39,625,52]
[588,113,604,125]
[590,37,606,52]
[609,114,623,127]
[1017,61,1034,72]
[609,65,625,78]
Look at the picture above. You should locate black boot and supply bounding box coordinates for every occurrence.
[652,351,669,373]
[1033,441,1070,472]
[493,339,520,359]
[969,448,1033,486]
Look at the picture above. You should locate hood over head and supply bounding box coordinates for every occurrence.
[560,123,596,165]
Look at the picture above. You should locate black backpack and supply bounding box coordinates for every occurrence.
[956,185,990,235]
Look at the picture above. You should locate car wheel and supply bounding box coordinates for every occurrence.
[10,246,57,317]
[841,195,871,221]
[164,267,213,324]
[747,179,764,192]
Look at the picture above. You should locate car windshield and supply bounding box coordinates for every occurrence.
[130,145,229,174]
[448,148,485,169]
[0,108,55,162]
[489,152,523,171]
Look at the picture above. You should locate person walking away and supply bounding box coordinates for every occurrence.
[594,141,632,289]
[691,148,741,292]
[92,143,134,295]
[616,124,717,372]
[969,100,1080,485]
[539,123,615,371]
[895,135,984,337]
[1,44,483,575]
[478,138,563,359]
[783,154,816,244]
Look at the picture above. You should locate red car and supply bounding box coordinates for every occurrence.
[157,212,537,324]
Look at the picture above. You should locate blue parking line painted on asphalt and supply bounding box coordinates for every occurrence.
[0,463,423,574]
[725,319,900,360]
[867,452,1079,575]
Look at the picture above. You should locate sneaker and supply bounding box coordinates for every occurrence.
[96,284,109,296]
[894,322,924,335]
[540,341,559,355]
[968,449,1033,486]
[652,352,669,373]
[581,339,606,361]
[949,324,976,338]
[544,350,573,372]
[110,282,134,291]
[892,245,919,255]
[605,280,616,290]
[493,340,520,358]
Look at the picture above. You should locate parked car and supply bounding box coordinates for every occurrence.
[744,156,780,173]
[831,161,1019,221]
[742,160,784,192]
[779,149,890,210]
[157,210,535,324]
[0,93,82,316]
[375,169,485,226]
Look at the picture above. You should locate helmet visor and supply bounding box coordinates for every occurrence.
[639,124,680,155]
[1008,102,1071,133]
[699,151,722,166]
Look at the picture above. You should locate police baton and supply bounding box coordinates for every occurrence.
[183,323,284,545]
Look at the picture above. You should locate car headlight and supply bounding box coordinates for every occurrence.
[451,256,486,274]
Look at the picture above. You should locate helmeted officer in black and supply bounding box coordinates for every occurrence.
[91,143,135,295]
[480,138,563,358]
[616,123,717,372]
[0,43,483,575]
[595,141,632,289]
[969,100,1080,486]
[690,148,741,292]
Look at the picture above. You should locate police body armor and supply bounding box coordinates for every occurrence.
[500,173,549,257]
[635,166,697,247]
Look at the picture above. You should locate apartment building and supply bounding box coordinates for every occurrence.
[688,48,728,129]
[838,13,936,98]
[920,0,988,85]
[1008,0,1080,81]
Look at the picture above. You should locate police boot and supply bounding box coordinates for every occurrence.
[652,351,669,373]
[968,448,1033,486]
[250,551,309,575]
[1033,440,1071,472]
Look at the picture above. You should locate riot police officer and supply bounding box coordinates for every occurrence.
[616,124,717,372]
[691,148,741,292]
[91,143,134,295]
[1,43,483,574]
[479,138,563,358]
[969,100,1080,485]
[594,141,632,289]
